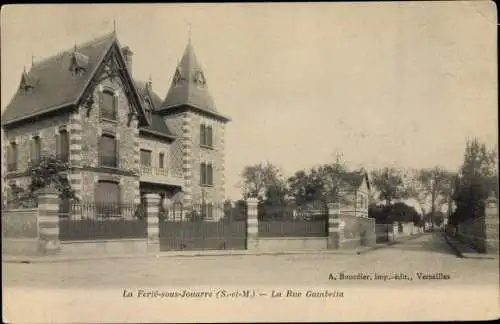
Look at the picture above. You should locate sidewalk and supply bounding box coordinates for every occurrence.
[442,231,498,260]
[2,234,424,264]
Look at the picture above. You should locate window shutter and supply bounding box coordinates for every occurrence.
[200,163,206,185]
[113,94,117,120]
[29,138,35,163]
[200,125,205,146]
[99,91,104,118]
[207,126,213,147]
[56,133,61,159]
[207,164,213,186]
[98,136,102,166]
[115,138,120,168]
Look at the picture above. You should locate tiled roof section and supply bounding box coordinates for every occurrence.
[135,80,175,139]
[2,33,116,125]
[160,42,217,113]
[339,170,370,190]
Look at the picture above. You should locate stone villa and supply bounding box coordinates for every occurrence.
[1,31,230,218]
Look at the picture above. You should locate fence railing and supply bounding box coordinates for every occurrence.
[258,220,328,237]
[59,201,141,220]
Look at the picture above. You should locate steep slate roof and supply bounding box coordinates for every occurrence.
[160,41,230,122]
[134,80,175,139]
[2,33,116,125]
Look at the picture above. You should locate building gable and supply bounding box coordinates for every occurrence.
[1,33,150,129]
[78,39,149,127]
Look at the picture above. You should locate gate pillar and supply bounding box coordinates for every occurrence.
[327,202,343,249]
[37,187,61,254]
[145,193,161,253]
[246,198,259,251]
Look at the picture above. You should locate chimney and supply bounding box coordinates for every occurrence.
[122,46,134,74]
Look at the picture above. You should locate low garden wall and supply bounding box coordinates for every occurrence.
[2,209,40,256]
[340,215,376,249]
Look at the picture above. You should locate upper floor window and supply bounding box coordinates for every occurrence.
[100,90,117,120]
[159,153,165,169]
[7,142,17,171]
[140,149,152,167]
[30,136,41,164]
[57,129,70,162]
[99,134,118,168]
[200,124,213,148]
[200,162,213,186]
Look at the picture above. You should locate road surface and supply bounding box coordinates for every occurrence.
[3,232,498,287]
[3,233,499,323]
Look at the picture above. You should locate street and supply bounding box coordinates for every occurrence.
[3,233,500,323]
[3,233,499,287]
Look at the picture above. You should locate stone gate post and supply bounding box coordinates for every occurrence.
[37,187,60,254]
[327,203,342,249]
[145,193,161,253]
[246,197,259,251]
[485,195,499,254]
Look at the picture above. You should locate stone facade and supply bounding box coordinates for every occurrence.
[2,34,229,211]
[187,111,226,206]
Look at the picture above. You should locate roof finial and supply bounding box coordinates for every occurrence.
[113,18,116,34]
[188,22,192,44]
[147,74,153,88]
[31,54,35,69]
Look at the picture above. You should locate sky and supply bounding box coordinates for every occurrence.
[1,3,498,204]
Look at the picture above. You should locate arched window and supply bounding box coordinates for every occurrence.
[101,90,117,120]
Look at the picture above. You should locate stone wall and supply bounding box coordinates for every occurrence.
[3,113,71,174]
[76,71,141,204]
[138,135,172,170]
[2,208,39,256]
[184,111,226,206]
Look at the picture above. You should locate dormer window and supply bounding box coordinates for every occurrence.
[194,71,206,86]
[19,70,37,94]
[69,50,89,77]
[144,99,152,121]
[173,68,185,86]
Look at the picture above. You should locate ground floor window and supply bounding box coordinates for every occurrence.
[95,180,121,217]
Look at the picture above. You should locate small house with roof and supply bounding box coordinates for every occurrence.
[1,31,230,219]
[336,169,371,217]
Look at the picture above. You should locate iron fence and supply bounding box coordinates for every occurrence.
[159,219,247,251]
[258,219,328,237]
[59,201,141,219]
[58,201,147,241]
